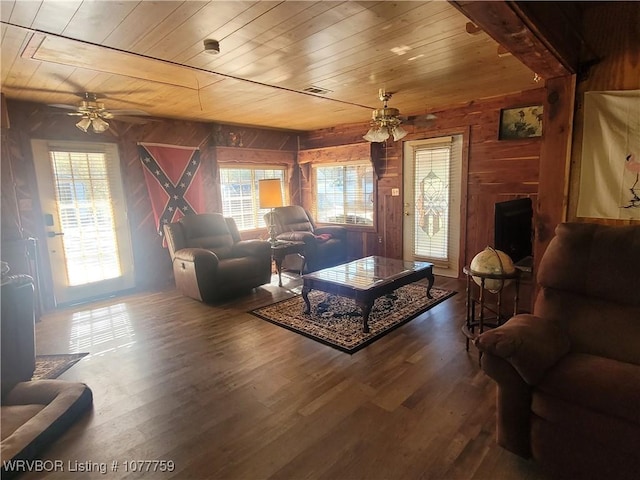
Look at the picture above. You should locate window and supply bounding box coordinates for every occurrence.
[403,134,463,278]
[313,163,375,226]
[49,148,122,286]
[413,142,451,261]
[220,167,286,230]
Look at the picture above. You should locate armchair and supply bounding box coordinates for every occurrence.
[474,223,640,480]
[164,213,272,302]
[1,273,92,478]
[266,205,348,272]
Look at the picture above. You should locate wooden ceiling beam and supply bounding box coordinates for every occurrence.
[451,0,583,79]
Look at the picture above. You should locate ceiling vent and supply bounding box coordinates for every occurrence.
[303,85,332,95]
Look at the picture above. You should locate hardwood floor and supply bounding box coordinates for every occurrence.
[27,274,548,480]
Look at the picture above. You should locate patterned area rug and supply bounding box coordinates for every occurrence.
[32,353,89,380]
[251,284,456,353]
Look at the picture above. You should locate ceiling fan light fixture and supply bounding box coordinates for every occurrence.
[75,116,91,132]
[362,88,407,142]
[391,124,407,141]
[91,117,110,133]
[204,39,220,55]
[363,90,407,143]
[363,126,389,142]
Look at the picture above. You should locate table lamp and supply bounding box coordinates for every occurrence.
[258,178,283,244]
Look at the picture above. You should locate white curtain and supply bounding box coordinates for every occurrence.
[577,90,640,219]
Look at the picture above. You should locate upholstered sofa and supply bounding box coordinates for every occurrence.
[474,222,640,480]
[164,213,272,302]
[1,274,93,479]
[267,205,348,272]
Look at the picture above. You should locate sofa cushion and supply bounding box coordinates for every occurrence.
[537,223,640,307]
[217,257,266,284]
[534,223,640,365]
[531,415,640,480]
[178,213,235,258]
[535,288,640,365]
[188,235,234,259]
[532,391,639,457]
[537,353,640,425]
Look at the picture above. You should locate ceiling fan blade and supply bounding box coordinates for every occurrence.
[48,103,81,110]
[4,85,74,95]
[99,96,153,107]
[109,115,151,124]
[404,113,437,126]
[106,109,150,116]
[49,73,89,94]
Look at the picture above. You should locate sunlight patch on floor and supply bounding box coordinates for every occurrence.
[69,302,136,353]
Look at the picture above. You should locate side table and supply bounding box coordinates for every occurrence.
[462,266,521,353]
[271,241,306,287]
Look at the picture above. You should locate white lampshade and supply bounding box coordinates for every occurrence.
[363,127,389,142]
[258,178,283,209]
[391,125,408,141]
[91,117,110,133]
[75,117,91,132]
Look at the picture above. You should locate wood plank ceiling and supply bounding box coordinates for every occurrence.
[0,1,539,132]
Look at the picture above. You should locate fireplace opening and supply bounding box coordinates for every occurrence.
[494,198,533,270]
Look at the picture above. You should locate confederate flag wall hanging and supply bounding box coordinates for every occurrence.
[138,143,205,238]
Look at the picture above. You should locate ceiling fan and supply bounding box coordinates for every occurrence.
[363,89,437,142]
[48,92,151,133]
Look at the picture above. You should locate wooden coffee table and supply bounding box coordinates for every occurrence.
[301,256,434,333]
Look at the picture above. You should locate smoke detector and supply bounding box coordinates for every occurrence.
[204,39,220,55]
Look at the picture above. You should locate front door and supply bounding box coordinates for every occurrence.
[402,135,463,277]
[32,140,135,305]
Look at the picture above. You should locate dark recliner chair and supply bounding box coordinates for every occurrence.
[1,273,93,477]
[474,223,640,480]
[164,213,272,302]
[267,205,348,272]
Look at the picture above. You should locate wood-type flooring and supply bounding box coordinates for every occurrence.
[27,274,548,480]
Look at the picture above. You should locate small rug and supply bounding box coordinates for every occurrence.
[32,353,89,380]
[251,284,456,353]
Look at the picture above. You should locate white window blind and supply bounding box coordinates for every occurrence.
[413,137,454,265]
[49,147,122,286]
[220,167,286,230]
[313,162,374,225]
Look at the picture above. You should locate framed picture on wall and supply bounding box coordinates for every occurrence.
[498,105,543,140]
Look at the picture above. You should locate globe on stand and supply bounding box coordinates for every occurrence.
[469,247,516,293]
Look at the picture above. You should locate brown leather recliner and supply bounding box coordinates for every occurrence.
[266,205,348,272]
[474,223,640,480]
[164,213,272,302]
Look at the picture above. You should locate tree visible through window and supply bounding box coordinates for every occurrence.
[220,167,286,230]
[313,163,374,225]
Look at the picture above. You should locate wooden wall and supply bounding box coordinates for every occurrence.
[1,100,298,309]
[568,1,640,225]
[301,88,545,270]
[2,88,543,311]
